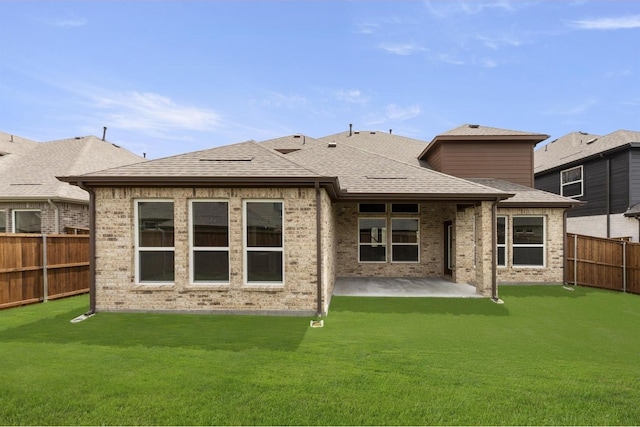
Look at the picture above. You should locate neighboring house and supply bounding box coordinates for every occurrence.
[0,132,145,234]
[60,124,579,316]
[534,130,640,242]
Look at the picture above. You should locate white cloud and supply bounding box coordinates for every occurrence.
[476,34,522,50]
[385,104,421,120]
[571,15,640,30]
[335,89,370,104]
[355,22,379,34]
[91,91,221,133]
[377,42,426,55]
[546,99,598,116]
[425,1,514,17]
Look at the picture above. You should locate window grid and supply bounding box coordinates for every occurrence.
[391,218,420,263]
[497,215,507,267]
[243,200,284,285]
[358,217,387,263]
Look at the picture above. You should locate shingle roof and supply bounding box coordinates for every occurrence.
[73,140,323,180]
[0,135,144,202]
[624,203,640,217]
[286,142,511,199]
[469,178,581,207]
[438,124,549,138]
[0,131,39,173]
[318,130,430,167]
[534,130,640,173]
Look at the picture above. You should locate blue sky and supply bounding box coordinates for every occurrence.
[1,1,639,159]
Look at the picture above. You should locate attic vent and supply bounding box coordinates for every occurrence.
[365,176,408,180]
[579,131,588,135]
[293,135,301,138]
[328,142,337,148]
[586,138,598,144]
[468,124,480,128]
[354,131,360,135]
[75,136,82,140]
[370,131,376,134]
[112,144,121,148]
[275,149,300,154]
[199,157,254,162]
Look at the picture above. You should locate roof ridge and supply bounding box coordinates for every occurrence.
[250,139,326,178]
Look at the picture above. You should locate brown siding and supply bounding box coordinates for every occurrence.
[429,141,534,187]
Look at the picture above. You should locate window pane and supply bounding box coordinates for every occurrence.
[392,245,418,262]
[0,211,6,232]
[139,202,174,247]
[359,203,386,213]
[497,217,506,245]
[497,247,506,267]
[562,182,582,197]
[562,167,582,184]
[247,251,283,282]
[360,245,386,262]
[513,247,544,266]
[392,219,418,243]
[193,202,228,247]
[359,218,386,244]
[391,203,419,214]
[513,217,544,245]
[246,202,282,248]
[15,211,41,233]
[139,251,175,282]
[194,251,229,282]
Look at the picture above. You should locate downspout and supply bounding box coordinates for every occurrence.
[562,208,574,291]
[77,182,96,315]
[491,198,501,302]
[604,156,611,238]
[315,181,323,316]
[47,199,59,234]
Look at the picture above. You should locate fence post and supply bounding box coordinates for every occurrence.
[623,241,627,293]
[573,233,578,286]
[42,234,48,302]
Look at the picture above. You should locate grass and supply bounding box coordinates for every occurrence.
[1,286,639,426]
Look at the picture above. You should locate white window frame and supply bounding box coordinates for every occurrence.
[12,209,41,233]
[134,199,175,284]
[496,215,507,268]
[243,199,285,286]
[189,200,230,285]
[358,217,387,263]
[512,215,546,268]
[390,217,420,263]
[561,165,583,198]
[0,209,6,233]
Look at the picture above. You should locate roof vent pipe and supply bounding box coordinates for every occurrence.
[349,123,353,137]
[102,126,107,141]
[389,129,392,134]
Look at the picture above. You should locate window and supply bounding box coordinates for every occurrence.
[13,210,41,233]
[512,216,545,267]
[135,201,174,283]
[359,218,387,262]
[0,210,5,232]
[359,203,386,213]
[391,218,419,262]
[561,165,583,198]
[244,201,284,284]
[391,203,419,214]
[190,201,229,284]
[496,216,507,267]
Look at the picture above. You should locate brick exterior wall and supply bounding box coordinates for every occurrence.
[567,214,640,242]
[0,201,88,234]
[334,202,457,278]
[93,187,325,315]
[496,207,566,284]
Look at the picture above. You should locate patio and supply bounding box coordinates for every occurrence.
[332,277,481,298]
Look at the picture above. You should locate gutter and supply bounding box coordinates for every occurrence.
[315,181,323,316]
[76,181,96,315]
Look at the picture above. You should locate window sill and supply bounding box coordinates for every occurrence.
[131,284,175,291]
[185,283,231,291]
[241,284,285,292]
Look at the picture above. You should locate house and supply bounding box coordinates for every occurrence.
[534,130,640,242]
[0,132,145,234]
[59,125,579,316]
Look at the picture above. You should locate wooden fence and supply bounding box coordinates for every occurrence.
[0,233,90,309]
[566,233,640,295]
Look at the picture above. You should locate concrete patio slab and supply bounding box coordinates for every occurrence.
[333,277,481,298]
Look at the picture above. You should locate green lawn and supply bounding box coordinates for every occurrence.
[1,286,639,426]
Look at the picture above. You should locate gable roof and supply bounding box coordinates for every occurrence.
[0,135,144,203]
[0,131,39,173]
[534,129,640,174]
[469,178,582,208]
[419,124,549,160]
